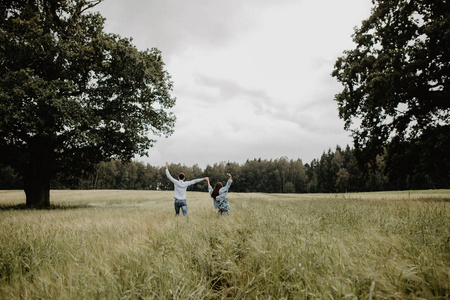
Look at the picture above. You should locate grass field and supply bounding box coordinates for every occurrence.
[1,190,449,299]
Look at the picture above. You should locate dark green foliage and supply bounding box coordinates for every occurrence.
[386,125,450,189]
[0,0,176,205]
[2,143,448,192]
[332,0,450,185]
[0,165,22,189]
[46,146,397,192]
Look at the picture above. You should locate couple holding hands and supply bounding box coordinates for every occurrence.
[165,162,233,216]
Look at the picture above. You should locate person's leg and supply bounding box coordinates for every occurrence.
[175,199,187,216]
[174,200,181,216]
[181,203,188,216]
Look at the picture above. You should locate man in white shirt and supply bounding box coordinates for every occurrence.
[165,162,208,216]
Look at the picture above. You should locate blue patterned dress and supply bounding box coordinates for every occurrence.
[208,179,232,215]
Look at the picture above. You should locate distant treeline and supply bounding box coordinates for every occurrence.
[1,145,448,192]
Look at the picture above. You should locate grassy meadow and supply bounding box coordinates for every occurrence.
[0,189,449,299]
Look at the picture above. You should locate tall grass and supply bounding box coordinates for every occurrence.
[1,190,449,299]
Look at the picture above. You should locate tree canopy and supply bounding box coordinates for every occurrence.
[0,0,176,206]
[332,0,449,185]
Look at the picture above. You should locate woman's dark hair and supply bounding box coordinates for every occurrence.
[211,182,223,199]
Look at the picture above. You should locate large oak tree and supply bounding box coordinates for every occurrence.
[332,0,449,187]
[0,0,176,206]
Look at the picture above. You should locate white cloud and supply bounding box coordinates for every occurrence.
[96,0,372,168]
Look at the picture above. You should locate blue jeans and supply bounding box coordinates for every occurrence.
[174,199,187,216]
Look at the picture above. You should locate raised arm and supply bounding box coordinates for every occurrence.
[184,177,208,187]
[165,162,177,183]
[226,173,232,185]
[206,177,213,194]
[221,174,233,192]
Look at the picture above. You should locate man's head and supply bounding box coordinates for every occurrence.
[178,173,185,181]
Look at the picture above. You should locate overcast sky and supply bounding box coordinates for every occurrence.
[95,0,373,168]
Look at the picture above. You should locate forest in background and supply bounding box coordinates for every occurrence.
[1,144,447,193]
[2,1,448,206]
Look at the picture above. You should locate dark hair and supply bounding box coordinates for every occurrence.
[211,182,223,199]
[178,173,185,180]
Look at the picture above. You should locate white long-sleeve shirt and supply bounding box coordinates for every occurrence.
[166,168,204,200]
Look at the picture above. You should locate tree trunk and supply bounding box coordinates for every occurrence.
[23,138,53,207]
[24,178,50,207]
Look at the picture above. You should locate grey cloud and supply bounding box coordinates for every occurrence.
[97,0,302,62]
[93,0,368,169]
[191,72,343,134]
[97,0,264,60]
[193,73,275,111]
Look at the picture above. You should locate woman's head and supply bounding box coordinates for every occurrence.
[211,182,223,199]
